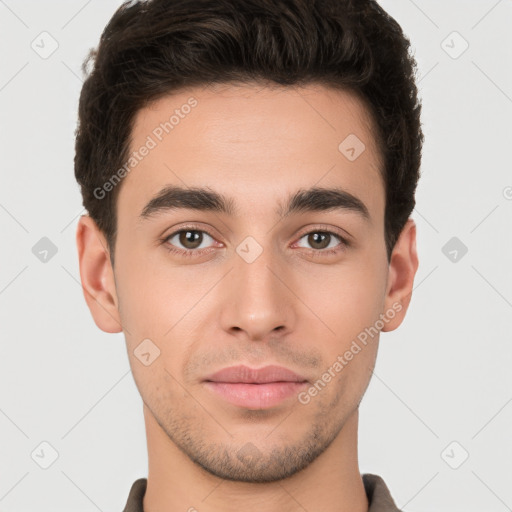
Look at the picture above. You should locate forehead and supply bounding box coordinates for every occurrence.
[117,82,384,221]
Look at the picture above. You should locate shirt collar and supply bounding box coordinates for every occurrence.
[123,473,402,512]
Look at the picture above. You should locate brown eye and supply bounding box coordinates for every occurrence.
[165,229,215,251]
[178,230,202,249]
[296,231,345,251]
[307,232,331,249]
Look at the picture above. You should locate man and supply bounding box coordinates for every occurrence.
[74,0,422,510]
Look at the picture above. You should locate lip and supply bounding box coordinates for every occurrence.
[203,365,308,409]
[203,364,308,384]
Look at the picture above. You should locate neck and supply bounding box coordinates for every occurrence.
[142,405,368,512]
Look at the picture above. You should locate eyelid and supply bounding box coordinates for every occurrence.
[293,223,351,244]
[162,222,220,241]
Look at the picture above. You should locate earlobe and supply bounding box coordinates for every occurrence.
[381,218,419,332]
[76,215,123,333]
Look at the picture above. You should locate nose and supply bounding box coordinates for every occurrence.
[219,243,296,342]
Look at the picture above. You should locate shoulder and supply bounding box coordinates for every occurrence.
[122,478,147,512]
[362,473,403,512]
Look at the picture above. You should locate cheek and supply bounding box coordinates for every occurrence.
[130,356,190,424]
[300,256,387,396]
[303,257,387,340]
[115,241,176,333]
[114,252,206,382]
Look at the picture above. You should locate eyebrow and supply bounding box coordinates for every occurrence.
[138,185,370,222]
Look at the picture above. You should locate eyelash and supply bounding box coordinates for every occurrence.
[160,224,350,258]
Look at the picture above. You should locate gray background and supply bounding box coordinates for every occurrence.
[0,0,511,511]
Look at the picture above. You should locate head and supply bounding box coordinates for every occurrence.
[75,0,422,483]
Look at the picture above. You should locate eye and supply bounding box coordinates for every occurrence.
[160,225,350,258]
[294,229,348,255]
[163,228,217,255]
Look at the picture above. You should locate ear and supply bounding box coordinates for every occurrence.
[381,218,419,332]
[76,215,123,333]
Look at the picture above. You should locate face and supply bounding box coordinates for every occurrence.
[78,82,417,483]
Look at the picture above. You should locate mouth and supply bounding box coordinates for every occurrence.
[202,365,309,409]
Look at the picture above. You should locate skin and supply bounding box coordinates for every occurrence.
[76,82,418,512]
